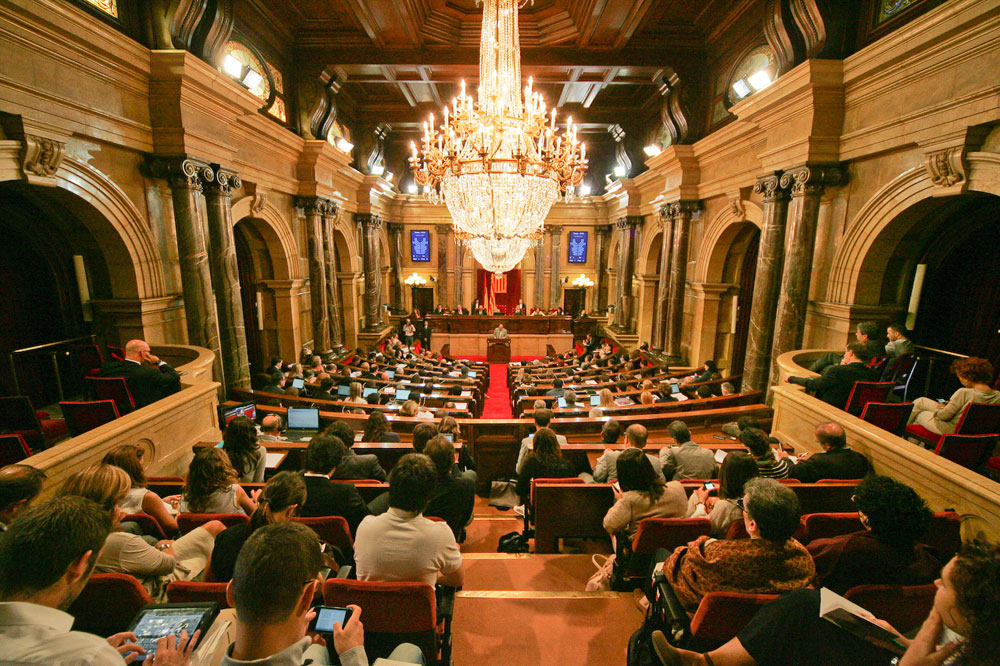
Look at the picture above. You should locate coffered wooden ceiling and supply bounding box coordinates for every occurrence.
[238,0,751,184]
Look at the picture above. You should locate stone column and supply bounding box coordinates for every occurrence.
[157,158,223,382]
[593,225,611,312]
[548,225,563,310]
[296,197,331,354]
[435,224,451,308]
[454,240,465,308]
[743,172,791,391]
[357,214,384,330]
[534,240,545,309]
[321,202,344,349]
[770,165,843,381]
[652,206,674,350]
[387,222,405,313]
[666,202,699,359]
[613,217,640,332]
[203,166,250,387]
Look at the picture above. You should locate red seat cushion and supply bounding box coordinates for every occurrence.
[988,457,1000,471]
[905,424,942,445]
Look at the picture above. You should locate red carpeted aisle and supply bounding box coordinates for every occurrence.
[482,363,513,419]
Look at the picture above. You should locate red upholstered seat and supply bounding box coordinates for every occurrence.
[906,402,1000,447]
[322,578,440,663]
[799,512,863,544]
[85,376,136,415]
[0,434,31,466]
[60,399,121,436]
[844,381,894,417]
[933,433,997,472]
[688,592,779,645]
[631,518,713,555]
[0,396,68,450]
[293,515,354,552]
[122,512,168,540]
[166,581,230,606]
[860,401,913,438]
[844,584,936,634]
[177,512,248,534]
[67,573,152,637]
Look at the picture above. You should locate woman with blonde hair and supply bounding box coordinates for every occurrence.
[179,448,258,516]
[58,463,225,599]
[102,444,179,534]
[599,388,616,409]
[347,381,368,405]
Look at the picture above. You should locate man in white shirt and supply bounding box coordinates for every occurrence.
[0,496,194,665]
[354,454,464,589]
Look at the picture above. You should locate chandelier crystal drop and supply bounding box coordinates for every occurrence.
[408,0,588,275]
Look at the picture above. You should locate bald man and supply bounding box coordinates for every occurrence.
[98,339,181,408]
[780,422,870,483]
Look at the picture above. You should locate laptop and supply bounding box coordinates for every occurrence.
[291,377,305,390]
[590,395,601,406]
[337,385,351,397]
[671,383,681,394]
[386,370,395,379]
[468,371,476,378]
[286,407,321,439]
[363,387,378,399]
[395,389,411,402]
[557,397,568,408]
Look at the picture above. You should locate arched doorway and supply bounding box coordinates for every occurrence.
[730,233,759,376]
[0,183,107,405]
[233,221,268,376]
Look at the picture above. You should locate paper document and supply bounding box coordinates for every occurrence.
[714,448,728,465]
[819,588,905,655]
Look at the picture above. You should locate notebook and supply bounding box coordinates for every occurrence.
[286,407,320,438]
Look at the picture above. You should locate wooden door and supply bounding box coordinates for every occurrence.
[563,288,586,317]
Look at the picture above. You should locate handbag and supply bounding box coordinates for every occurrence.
[497,530,530,553]
[586,553,616,592]
[489,480,518,509]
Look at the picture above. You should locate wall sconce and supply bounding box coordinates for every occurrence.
[403,272,427,286]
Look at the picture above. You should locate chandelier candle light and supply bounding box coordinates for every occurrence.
[408,0,588,275]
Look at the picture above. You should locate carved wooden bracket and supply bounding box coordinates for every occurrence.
[365,123,391,175]
[297,69,342,141]
[20,134,66,185]
[764,0,805,76]
[789,0,858,60]
[190,0,235,68]
[656,70,700,145]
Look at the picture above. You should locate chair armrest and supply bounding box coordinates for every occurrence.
[654,576,692,648]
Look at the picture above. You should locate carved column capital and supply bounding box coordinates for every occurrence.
[356,213,383,229]
[203,166,241,197]
[753,172,789,203]
[386,222,404,236]
[925,147,967,188]
[547,225,564,236]
[434,223,452,235]
[779,164,844,197]
[295,196,336,216]
[667,201,700,220]
[615,215,642,230]
[595,224,613,237]
[658,205,675,224]
[151,157,214,192]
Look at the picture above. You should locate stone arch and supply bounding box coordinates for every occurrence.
[231,196,296,280]
[695,201,763,283]
[332,213,361,273]
[827,152,1000,306]
[8,157,168,300]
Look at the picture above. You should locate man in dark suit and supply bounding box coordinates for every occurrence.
[327,431,387,482]
[455,305,470,315]
[783,422,870,482]
[299,434,370,535]
[312,377,337,402]
[423,436,475,541]
[787,342,877,409]
[545,378,566,398]
[97,339,180,408]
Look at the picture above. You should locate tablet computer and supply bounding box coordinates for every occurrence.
[126,602,219,662]
[292,377,305,390]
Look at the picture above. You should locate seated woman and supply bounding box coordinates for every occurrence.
[651,540,1000,666]
[361,410,400,442]
[58,463,224,600]
[640,391,656,405]
[102,444,179,534]
[179,448,258,516]
[599,388,616,410]
[685,451,758,538]
[400,399,434,421]
[438,415,477,482]
[603,448,687,543]
[808,474,941,594]
[662,478,814,611]
[908,357,1000,435]
[346,381,369,406]
[207,471,306,582]
[741,427,791,479]
[680,360,720,387]
[221,415,266,483]
[516,427,576,509]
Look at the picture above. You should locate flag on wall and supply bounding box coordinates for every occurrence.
[491,273,507,294]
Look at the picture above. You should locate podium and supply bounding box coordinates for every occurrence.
[487,337,511,363]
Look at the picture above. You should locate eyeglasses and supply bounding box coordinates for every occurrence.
[736,497,746,512]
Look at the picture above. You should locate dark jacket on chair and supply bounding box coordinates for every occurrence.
[300,474,370,535]
[788,362,878,410]
[97,359,180,408]
[330,449,387,482]
[788,447,870,483]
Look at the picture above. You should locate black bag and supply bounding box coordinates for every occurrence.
[626,616,661,666]
[497,530,529,553]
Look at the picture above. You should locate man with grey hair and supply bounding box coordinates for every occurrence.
[781,422,870,483]
[659,420,716,480]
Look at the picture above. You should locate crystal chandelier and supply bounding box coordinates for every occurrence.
[408,0,587,275]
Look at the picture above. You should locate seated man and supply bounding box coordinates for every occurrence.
[624,424,666,480]
[324,422,387,481]
[787,342,878,409]
[516,409,568,474]
[223,522,423,666]
[780,422,870,482]
[545,378,566,398]
[662,478,814,610]
[583,419,624,483]
[0,496,194,665]
[659,421,716,480]
[257,415,286,443]
[423,436,475,541]
[0,464,46,532]
[354,454,464,589]
[884,322,914,357]
[97,339,181,408]
[808,321,884,374]
[300,434,370,535]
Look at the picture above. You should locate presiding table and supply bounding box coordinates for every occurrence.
[419,315,595,357]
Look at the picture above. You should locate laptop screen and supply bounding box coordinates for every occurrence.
[337,385,351,396]
[396,389,411,402]
[291,377,305,389]
[287,407,319,429]
[590,395,600,406]
[671,383,681,394]
[386,370,395,379]
[220,403,255,425]
[557,397,568,408]
[468,371,477,378]
[363,387,378,399]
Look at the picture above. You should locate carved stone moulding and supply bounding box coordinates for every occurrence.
[924,147,967,191]
[148,156,215,191]
[778,163,845,197]
[0,113,69,186]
